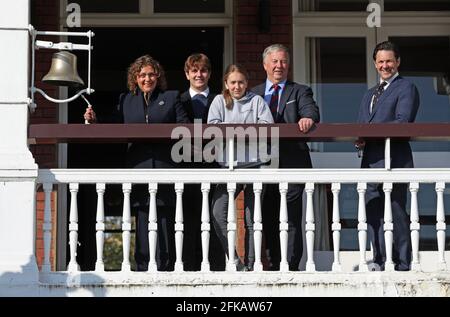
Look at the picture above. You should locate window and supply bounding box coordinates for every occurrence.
[298,0,369,12]
[384,0,450,11]
[154,0,225,13]
[68,0,140,13]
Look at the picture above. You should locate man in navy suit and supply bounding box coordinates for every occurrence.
[356,41,420,271]
[252,44,320,271]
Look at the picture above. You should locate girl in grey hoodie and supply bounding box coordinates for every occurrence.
[207,64,273,271]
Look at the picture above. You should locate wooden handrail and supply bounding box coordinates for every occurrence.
[28,123,450,144]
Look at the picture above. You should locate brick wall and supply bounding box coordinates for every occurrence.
[234,0,293,263]
[235,0,293,88]
[31,0,60,270]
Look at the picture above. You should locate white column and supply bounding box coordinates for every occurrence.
[148,183,158,272]
[41,183,53,273]
[67,183,80,272]
[435,182,447,271]
[0,0,39,285]
[121,183,132,272]
[95,183,105,272]
[383,182,395,271]
[305,183,316,272]
[357,182,368,272]
[226,182,237,272]
[409,182,421,271]
[174,183,184,272]
[200,183,211,272]
[279,182,289,272]
[331,183,342,272]
[253,182,263,272]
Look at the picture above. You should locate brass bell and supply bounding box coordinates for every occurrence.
[42,51,84,87]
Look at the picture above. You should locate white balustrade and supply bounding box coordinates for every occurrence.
[305,183,316,272]
[331,183,341,272]
[67,183,80,272]
[436,182,447,270]
[174,182,184,272]
[35,168,450,274]
[42,183,53,273]
[409,182,421,271]
[226,182,237,272]
[121,183,132,272]
[279,182,289,272]
[148,183,158,272]
[383,182,395,272]
[253,182,263,272]
[95,183,105,272]
[357,182,368,272]
[200,183,211,272]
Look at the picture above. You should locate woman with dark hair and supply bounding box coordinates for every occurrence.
[84,55,189,271]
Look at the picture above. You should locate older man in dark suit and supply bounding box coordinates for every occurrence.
[356,41,420,271]
[252,44,320,271]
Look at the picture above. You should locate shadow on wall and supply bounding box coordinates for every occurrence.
[0,258,107,296]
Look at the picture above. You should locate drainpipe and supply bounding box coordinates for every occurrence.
[0,0,39,287]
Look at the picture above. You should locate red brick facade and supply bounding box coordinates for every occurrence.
[31,0,60,270]
[235,0,293,87]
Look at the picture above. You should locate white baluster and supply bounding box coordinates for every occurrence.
[436,182,447,271]
[42,183,53,273]
[305,183,316,272]
[279,182,289,272]
[409,182,421,271]
[383,182,395,271]
[174,183,184,272]
[67,183,80,272]
[331,183,342,272]
[148,183,158,272]
[200,183,211,272]
[357,182,368,272]
[121,183,131,272]
[226,182,237,272]
[95,183,105,272]
[253,182,263,272]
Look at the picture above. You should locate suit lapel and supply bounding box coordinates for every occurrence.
[252,84,265,98]
[369,76,401,121]
[277,81,294,119]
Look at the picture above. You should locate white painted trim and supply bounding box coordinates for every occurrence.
[37,168,450,184]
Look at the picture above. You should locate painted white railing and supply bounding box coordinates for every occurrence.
[37,168,449,273]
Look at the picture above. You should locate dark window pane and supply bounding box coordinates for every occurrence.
[389,36,450,152]
[69,0,140,13]
[154,0,225,13]
[298,0,368,11]
[385,0,450,11]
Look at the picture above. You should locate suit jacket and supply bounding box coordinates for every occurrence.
[114,88,189,169]
[180,90,218,168]
[357,76,420,168]
[252,81,320,168]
